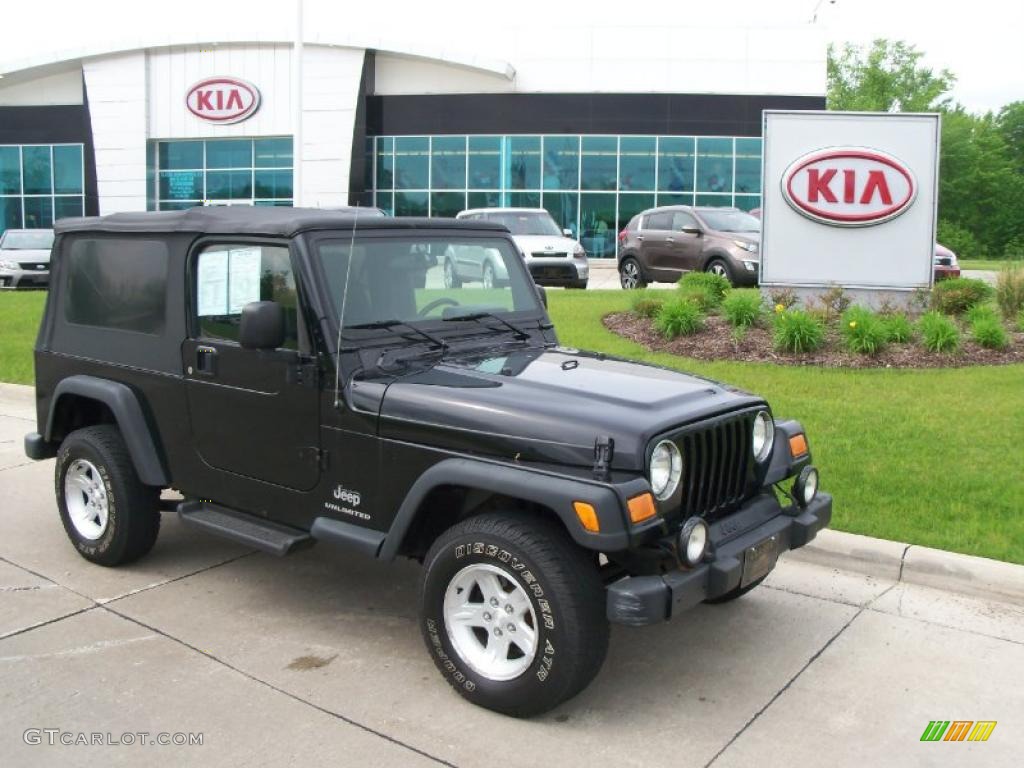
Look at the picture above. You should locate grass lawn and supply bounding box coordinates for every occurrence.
[2,289,1022,563]
[960,258,1023,272]
[0,291,46,385]
[548,291,1024,565]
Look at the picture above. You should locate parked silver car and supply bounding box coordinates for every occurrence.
[0,229,55,288]
[455,208,589,288]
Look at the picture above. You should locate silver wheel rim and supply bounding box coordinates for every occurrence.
[443,563,538,681]
[483,264,494,289]
[64,459,109,540]
[621,261,639,288]
[444,260,455,288]
[709,262,728,278]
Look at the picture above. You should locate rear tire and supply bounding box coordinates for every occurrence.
[419,512,609,717]
[55,425,161,567]
[443,257,462,289]
[619,257,646,289]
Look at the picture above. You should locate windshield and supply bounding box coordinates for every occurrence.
[315,235,542,331]
[1,230,54,250]
[697,210,761,234]
[486,212,562,237]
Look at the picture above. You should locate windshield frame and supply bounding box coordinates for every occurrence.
[302,228,548,353]
[694,209,761,234]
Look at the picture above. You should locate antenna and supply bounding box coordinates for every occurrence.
[333,206,361,408]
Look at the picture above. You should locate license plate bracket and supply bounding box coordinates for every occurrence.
[741,534,779,586]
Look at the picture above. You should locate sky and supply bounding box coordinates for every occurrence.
[0,0,1020,114]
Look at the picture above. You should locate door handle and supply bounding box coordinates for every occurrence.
[195,346,218,377]
[666,237,675,242]
[637,235,644,241]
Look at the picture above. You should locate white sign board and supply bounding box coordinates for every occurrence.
[760,111,940,290]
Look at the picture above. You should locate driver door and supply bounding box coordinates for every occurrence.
[669,211,704,271]
[182,241,321,492]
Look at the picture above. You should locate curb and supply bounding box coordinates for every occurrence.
[2,381,1021,606]
[788,529,1024,606]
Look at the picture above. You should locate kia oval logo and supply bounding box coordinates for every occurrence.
[186,77,261,124]
[781,147,917,227]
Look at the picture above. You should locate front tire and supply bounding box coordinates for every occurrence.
[55,425,160,567]
[420,512,609,717]
[705,258,736,287]
[443,257,462,289]
[619,257,646,289]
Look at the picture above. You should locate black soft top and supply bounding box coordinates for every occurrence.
[54,207,508,238]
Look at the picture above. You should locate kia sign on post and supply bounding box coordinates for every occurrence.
[760,111,940,291]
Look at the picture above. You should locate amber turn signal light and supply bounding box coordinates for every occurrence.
[573,501,600,532]
[789,433,808,458]
[627,493,657,524]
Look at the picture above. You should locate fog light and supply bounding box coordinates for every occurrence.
[678,517,709,567]
[792,466,819,508]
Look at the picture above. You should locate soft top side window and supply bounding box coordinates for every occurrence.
[193,243,300,349]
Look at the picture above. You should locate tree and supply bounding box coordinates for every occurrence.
[997,101,1024,173]
[827,40,955,112]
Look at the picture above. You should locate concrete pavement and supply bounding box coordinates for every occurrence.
[1,383,1021,767]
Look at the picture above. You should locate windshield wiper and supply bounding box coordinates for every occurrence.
[346,319,449,350]
[442,311,530,340]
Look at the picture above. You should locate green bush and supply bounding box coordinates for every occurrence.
[971,316,1010,350]
[937,220,984,260]
[883,313,913,343]
[840,306,888,355]
[1018,308,1024,332]
[965,303,998,326]
[678,271,730,305]
[769,287,798,311]
[1002,235,1024,259]
[919,311,961,353]
[721,289,763,329]
[678,286,719,313]
[995,263,1024,319]
[772,310,824,353]
[655,297,705,339]
[630,292,665,318]
[931,278,994,315]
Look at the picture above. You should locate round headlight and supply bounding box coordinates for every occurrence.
[752,411,775,462]
[678,517,709,567]
[649,440,683,500]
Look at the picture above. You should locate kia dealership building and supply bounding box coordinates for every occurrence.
[0,22,825,257]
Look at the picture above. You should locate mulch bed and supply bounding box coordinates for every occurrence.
[604,312,1024,369]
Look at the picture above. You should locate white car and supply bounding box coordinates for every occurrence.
[454,208,589,288]
[0,229,55,289]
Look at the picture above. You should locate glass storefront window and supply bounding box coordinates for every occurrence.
[697,137,733,194]
[581,136,617,191]
[369,133,763,257]
[507,136,540,190]
[394,137,429,190]
[579,192,616,258]
[543,136,579,191]
[430,136,466,191]
[151,137,292,209]
[619,137,655,191]
[468,136,501,190]
[734,137,762,195]
[0,143,85,236]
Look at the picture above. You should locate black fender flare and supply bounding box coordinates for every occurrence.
[378,457,637,560]
[45,375,170,486]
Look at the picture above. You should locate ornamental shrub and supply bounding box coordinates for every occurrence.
[919,311,960,353]
[931,278,994,315]
[772,309,824,353]
[840,306,887,355]
[655,297,705,339]
[721,289,763,329]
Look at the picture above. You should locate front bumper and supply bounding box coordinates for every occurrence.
[607,492,832,626]
[0,269,49,288]
[528,258,588,287]
[934,266,961,280]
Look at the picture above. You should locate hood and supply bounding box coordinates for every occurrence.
[934,242,956,260]
[377,347,762,470]
[512,235,580,257]
[0,248,50,262]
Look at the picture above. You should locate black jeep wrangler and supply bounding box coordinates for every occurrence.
[24,207,830,717]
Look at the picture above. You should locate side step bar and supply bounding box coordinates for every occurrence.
[178,501,314,557]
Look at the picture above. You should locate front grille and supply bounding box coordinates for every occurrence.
[676,411,755,521]
[530,264,575,279]
[531,251,568,258]
[18,262,47,270]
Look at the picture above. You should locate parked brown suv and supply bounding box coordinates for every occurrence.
[617,206,760,288]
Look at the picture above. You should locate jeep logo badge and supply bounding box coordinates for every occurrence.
[781,147,917,227]
[186,77,261,124]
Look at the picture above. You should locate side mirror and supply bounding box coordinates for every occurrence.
[681,226,703,236]
[535,284,548,309]
[563,228,574,237]
[239,301,285,350]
